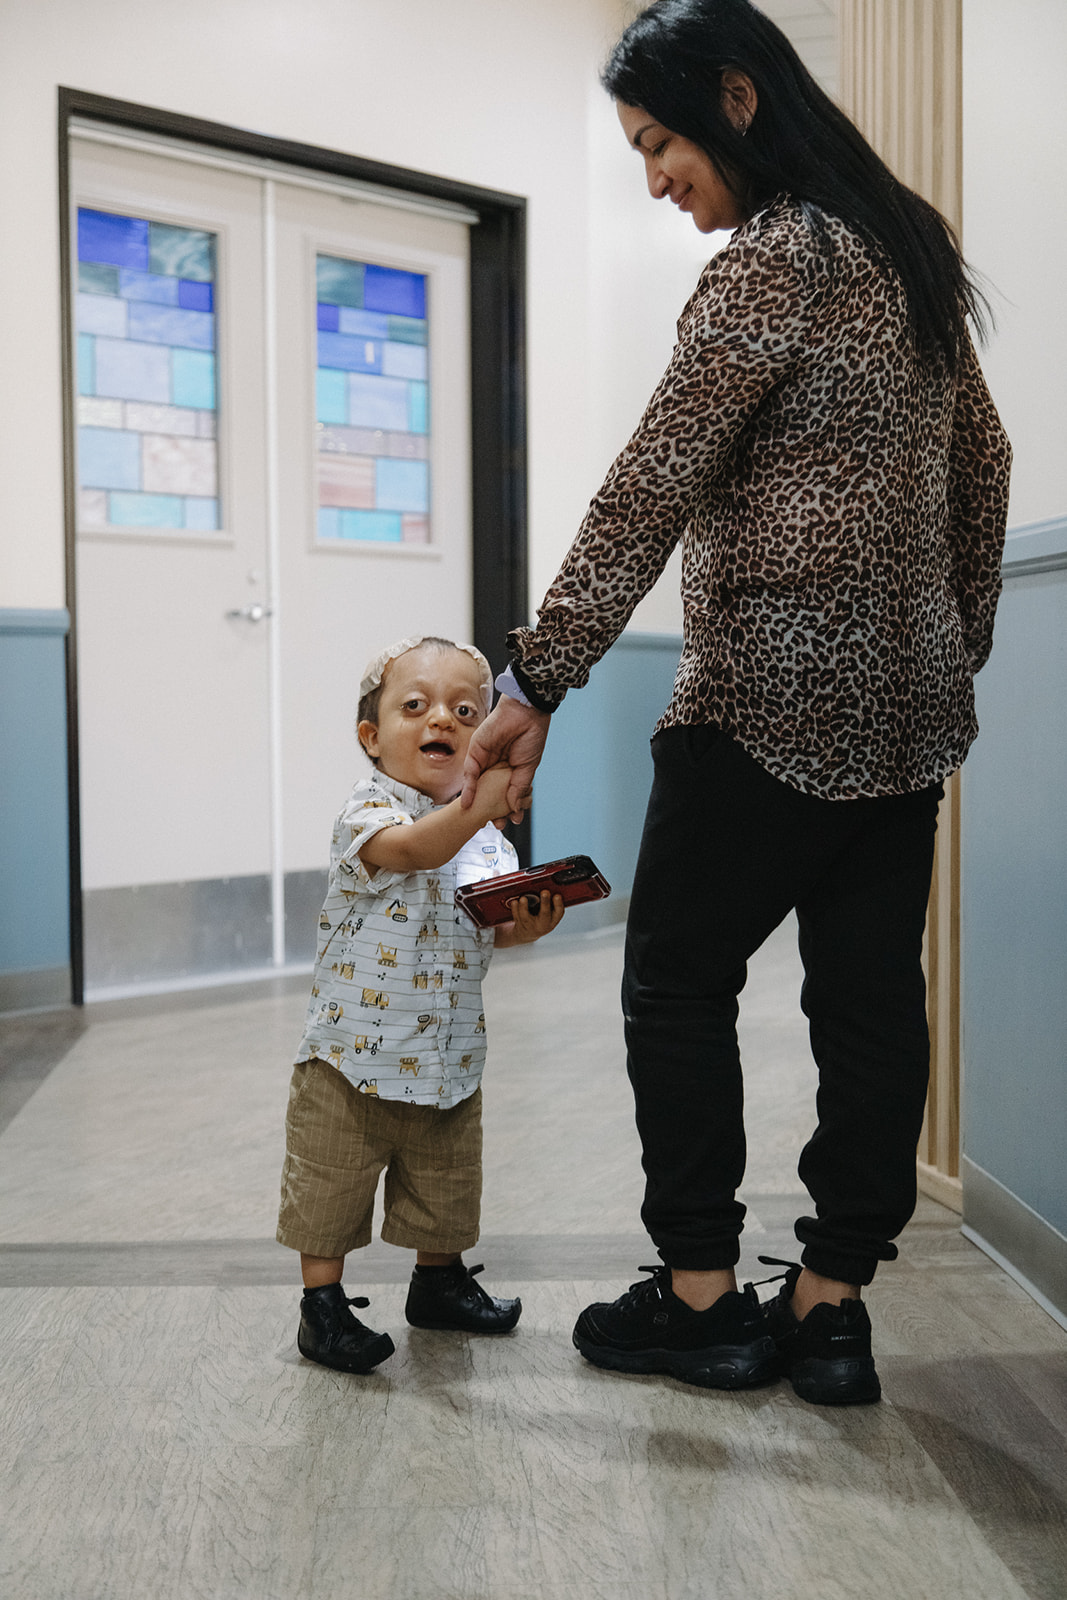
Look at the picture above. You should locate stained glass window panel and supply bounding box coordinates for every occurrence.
[76,207,219,534]
[315,254,430,544]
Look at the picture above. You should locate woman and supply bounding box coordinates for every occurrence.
[462,0,1010,1404]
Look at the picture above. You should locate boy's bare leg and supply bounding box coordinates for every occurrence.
[301,1252,345,1289]
[416,1250,461,1267]
[671,1267,737,1311]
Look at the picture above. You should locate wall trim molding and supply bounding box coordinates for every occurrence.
[962,1154,1067,1326]
[1002,515,1067,578]
[617,630,683,653]
[0,609,71,636]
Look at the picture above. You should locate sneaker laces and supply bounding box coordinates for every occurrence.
[751,1255,800,1291]
[614,1265,669,1312]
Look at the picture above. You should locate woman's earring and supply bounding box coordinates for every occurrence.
[738,116,750,137]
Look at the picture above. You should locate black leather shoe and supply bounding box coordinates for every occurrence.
[298,1283,395,1374]
[573,1266,780,1390]
[758,1258,881,1406]
[405,1262,521,1333]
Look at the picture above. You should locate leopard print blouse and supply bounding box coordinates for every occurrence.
[508,197,1012,800]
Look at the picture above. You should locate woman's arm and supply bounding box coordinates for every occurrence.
[946,334,1012,674]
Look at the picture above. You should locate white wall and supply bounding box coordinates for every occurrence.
[0,0,712,633]
[962,0,1067,530]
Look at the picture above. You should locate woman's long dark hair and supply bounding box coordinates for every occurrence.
[602,0,987,370]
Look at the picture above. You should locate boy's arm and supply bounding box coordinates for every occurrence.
[359,765,519,875]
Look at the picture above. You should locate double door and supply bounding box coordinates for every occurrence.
[71,133,473,993]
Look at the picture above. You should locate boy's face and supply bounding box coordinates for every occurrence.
[358,645,487,804]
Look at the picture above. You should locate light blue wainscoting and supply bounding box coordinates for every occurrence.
[0,610,72,1011]
[529,631,682,929]
[961,516,1067,1321]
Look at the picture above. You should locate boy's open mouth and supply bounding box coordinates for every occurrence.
[420,740,455,758]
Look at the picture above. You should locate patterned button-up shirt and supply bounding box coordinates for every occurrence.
[295,771,518,1108]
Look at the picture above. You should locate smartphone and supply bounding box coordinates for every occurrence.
[455,854,611,929]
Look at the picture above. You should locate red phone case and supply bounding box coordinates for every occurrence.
[454,854,611,928]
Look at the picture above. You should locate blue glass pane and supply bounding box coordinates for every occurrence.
[339,509,403,541]
[387,315,428,346]
[149,222,215,282]
[119,270,180,306]
[77,292,127,338]
[408,381,429,435]
[94,338,171,404]
[317,507,341,540]
[317,331,382,374]
[178,280,213,312]
[79,262,119,296]
[382,341,427,381]
[78,426,141,491]
[339,307,389,339]
[78,208,149,272]
[317,256,364,308]
[363,264,426,319]
[346,373,409,431]
[316,370,348,425]
[128,303,214,351]
[317,302,340,333]
[108,491,184,528]
[183,496,219,531]
[77,335,95,396]
[171,350,215,410]
[375,458,429,513]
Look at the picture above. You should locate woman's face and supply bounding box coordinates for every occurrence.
[616,101,748,234]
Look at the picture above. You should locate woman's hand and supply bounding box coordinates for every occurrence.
[461,697,551,822]
[494,890,565,948]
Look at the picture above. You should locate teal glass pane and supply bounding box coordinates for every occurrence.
[317,369,348,425]
[76,206,220,533]
[317,255,364,308]
[149,222,215,281]
[339,509,403,541]
[408,382,429,435]
[172,350,215,410]
[108,491,184,528]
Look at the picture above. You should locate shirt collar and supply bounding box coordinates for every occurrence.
[370,769,440,819]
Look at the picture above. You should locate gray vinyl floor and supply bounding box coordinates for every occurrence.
[1,917,1065,1600]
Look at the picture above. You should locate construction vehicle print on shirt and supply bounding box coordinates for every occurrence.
[321,1000,344,1026]
[411,970,444,991]
[387,899,408,922]
[416,923,439,946]
[426,877,443,905]
[449,991,459,1010]
[415,1014,436,1035]
[331,960,356,981]
[327,1042,345,1068]
[398,1058,421,1076]
[356,1079,379,1095]
[475,1012,486,1033]
[376,943,398,968]
[360,988,390,1011]
[459,1053,474,1072]
[351,1034,383,1055]
[340,918,364,938]
[452,948,468,971]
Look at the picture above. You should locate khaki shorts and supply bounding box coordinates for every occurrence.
[276,1058,482,1256]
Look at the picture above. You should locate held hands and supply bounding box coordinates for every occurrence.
[461,697,551,822]
[496,889,566,947]
[470,762,531,829]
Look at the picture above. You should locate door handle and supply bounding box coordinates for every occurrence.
[226,603,273,622]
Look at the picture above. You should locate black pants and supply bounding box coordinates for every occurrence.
[623,725,943,1287]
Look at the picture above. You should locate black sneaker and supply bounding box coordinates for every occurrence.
[573,1266,780,1390]
[405,1261,522,1334]
[297,1282,395,1374]
[757,1258,881,1406]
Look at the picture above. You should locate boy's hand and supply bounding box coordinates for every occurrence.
[497,890,565,946]
[461,698,550,821]
[472,762,529,827]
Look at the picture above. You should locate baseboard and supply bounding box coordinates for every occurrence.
[917,1160,963,1214]
[0,967,71,1015]
[962,1154,1067,1327]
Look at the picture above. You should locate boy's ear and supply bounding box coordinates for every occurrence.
[357,720,380,760]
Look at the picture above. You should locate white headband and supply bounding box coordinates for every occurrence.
[359,635,494,713]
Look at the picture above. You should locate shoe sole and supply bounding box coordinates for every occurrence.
[789,1355,881,1406]
[297,1330,395,1374]
[572,1330,780,1390]
[405,1308,522,1334]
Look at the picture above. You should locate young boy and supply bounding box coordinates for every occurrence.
[277,634,564,1373]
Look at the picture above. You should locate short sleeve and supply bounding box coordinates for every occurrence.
[332,796,412,896]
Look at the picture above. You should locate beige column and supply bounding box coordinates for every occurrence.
[838,0,965,1211]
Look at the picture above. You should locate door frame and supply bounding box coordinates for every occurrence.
[58,87,529,1005]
